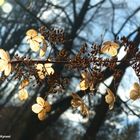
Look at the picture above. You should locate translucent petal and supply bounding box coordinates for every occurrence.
[109,103,114,110]
[0,59,7,72]
[39,43,47,57]
[4,64,11,76]
[39,49,45,57]
[105,88,115,109]
[18,89,28,101]
[0,49,9,61]
[38,110,47,121]
[36,63,43,71]
[71,93,83,108]
[71,99,82,108]
[103,41,112,46]
[26,29,38,38]
[29,40,40,52]
[105,94,114,104]
[80,80,88,90]
[33,36,43,43]
[36,97,45,106]
[130,90,140,100]
[38,71,45,79]
[101,41,119,56]
[46,67,54,75]
[19,79,29,89]
[108,48,117,56]
[32,104,43,114]
[44,102,51,112]
[81,104,89,116]
[111,42,119,49]
[101,45,109,54]
[133,82,140,92]
[71,93,81,99]
[6,51,10,61]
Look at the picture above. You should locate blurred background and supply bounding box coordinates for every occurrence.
[0,0,140,140]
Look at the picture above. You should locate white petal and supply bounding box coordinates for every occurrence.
[44,63,52,68]
[26,29,38,37]
[29,40,40,52]
[32,104,43,114]
[0,59,8,72]
[33,36,43,43]
[46,67,54,75]
[4,64,11,76]
[108,48,117,56]
[0,49,9,60]
[36,63,43,71]
[36,97,45,106]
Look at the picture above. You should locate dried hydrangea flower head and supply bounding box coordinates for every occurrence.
[36,61,54,79]
[101,41,119,56]
[26,29,47,57]
[0,49,11,76]
[71,93,89,117]
[32,97,51,121]
[105,88,116,110]
[130,82,140,100]
[18,79,29,101]
[80,71,94,91]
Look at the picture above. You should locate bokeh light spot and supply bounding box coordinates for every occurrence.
[2,2,12,13]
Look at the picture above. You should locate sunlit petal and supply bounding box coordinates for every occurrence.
[36,97,45,106]
[0,49,9,61]
[46,67,54,75]
[80,80,88,90]
[36,63,43,71]
[32,104,43,114]
[19,79,29,89]
[26,29,38,38]
[33,36,43,43]
[44,102,51,112]
[18,89,28,101]
[0,59,7,72]
[105,88,115,110]
[4,63,11,76]
[130,90,140,100]
[38,110,47,121]
[29,40,40,52]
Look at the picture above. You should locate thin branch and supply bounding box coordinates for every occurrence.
[14,0,49,29]
[116,6,140,35]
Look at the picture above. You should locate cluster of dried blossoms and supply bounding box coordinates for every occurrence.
[0,27,140,121]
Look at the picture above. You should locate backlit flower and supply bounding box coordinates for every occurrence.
[101,41,119,56]
[80,71,94,91]
[32,97,51,121]
[36,61,54,79]
[71,93,89,117]
[18,79,29,101]
[26,29,47,56]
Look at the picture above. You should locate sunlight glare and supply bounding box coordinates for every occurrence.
[2,2,12,13]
